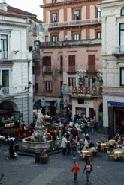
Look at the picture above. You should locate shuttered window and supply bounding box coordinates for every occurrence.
[88,55,95,72]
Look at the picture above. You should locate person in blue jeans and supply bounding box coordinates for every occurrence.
[83,159,93,185]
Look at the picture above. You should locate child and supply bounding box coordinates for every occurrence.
[83,159,92,185]
[72,161,80,183]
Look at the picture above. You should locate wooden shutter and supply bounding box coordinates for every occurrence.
[88,55,95,72]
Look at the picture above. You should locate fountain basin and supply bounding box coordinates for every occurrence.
[21,137,52,153]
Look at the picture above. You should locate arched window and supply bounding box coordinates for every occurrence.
[121,7,124,16]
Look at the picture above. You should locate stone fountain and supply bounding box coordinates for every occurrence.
[21,110,52,153]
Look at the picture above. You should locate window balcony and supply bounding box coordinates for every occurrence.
[113,46,124,57]
[0,51,32,61]
[71,86,102,98]
[48,18,101,29]
[42,66,52,74]
[0,86,30,97]
[40,39,101,48]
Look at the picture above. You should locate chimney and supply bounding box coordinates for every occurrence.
[0,0,8,11]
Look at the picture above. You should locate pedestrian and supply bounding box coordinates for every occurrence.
[83,159,93,185]
[72,161,80,183]
[61,135,67,155]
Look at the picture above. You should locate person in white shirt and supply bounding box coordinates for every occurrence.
[61,135,67,155]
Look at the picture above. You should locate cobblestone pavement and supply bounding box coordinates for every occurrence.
[0,133,124,185]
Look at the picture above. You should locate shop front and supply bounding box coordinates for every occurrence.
[108,101,124,137]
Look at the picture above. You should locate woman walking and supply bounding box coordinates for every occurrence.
[83,158,92,185]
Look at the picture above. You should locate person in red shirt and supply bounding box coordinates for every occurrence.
[72,161,80,183]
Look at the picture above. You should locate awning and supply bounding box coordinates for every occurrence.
[107,101,124,107]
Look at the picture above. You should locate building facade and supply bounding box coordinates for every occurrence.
[0,2,33,125]
[101,0,124,136]
[35,0,102,118]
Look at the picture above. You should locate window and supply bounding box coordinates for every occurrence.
[120,67,124,86]
[43,56,51,66]
[0,34,8,59]
[0,69,9,87]
[121,7,124,16]
[68,55,76,73]
[42,56,51,73]
[51,13,58,23]
[45,81,52,92]
[73,10,80,20]
[51,35,58,42]
[32,66,35,74]
[96,7,101,21]
[68,77,76,87]
[35,83,38,93]
[60,55,63,72]
[88,55,95,72]
[77,99,84,104]
[73,33,80,40]
[119,24,124,52]
[96,32,101,39]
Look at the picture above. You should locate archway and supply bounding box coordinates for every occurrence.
[0,101,19,124]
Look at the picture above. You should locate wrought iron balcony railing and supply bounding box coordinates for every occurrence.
[65,86,102,97]
[40,39,101,48]
[49,18,101,29]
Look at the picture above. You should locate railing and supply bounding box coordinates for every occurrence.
[40,39,101,48]
[42,66,52,73]
[49,18,101,29]
[42,0,84,7]
[0,86,29,97]
[0,51,8,59]
[0,51,32,61]
[113,46,124,56]
[67,86,102,97]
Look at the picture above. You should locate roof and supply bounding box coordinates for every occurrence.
[0,3,42,22]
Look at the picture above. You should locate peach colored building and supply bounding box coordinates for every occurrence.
[34,0,102,119]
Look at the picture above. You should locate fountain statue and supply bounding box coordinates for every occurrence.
[21,110,52,153]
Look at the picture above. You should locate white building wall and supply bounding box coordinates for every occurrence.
[0,16,33,124]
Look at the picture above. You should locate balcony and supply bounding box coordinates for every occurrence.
[0,51,32,62]
[42,66,52,74]
[0,86,29,97]
[49,18,101,29]
[40,39,101,48]
[70,86,102,98]
[68,66,76,73]
[113,46,124,57]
